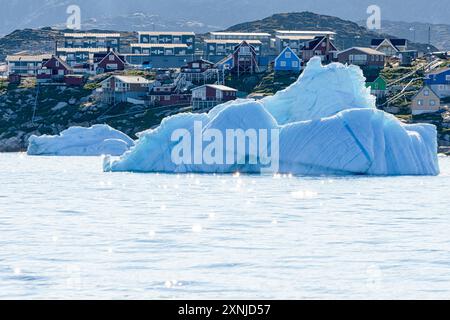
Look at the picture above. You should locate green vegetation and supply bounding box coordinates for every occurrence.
[252,71,299,95]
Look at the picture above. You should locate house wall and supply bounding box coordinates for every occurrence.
[274,49,301,72]
[337,49,385,67]
[64,36,120,50]
[7,60,46,76]
[97,52,125,71]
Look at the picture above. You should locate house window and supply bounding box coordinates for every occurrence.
[280,61,287,67]
[285,51,292,58]
[446,75,450,81]
[417,99,423,106]
[424,89,429,96]
[109,54,115,61]
[292,61,299,68]
[430,100,436,106]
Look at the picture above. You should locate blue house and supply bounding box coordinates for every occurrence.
[425,67,450,98]
[274,47,302,72]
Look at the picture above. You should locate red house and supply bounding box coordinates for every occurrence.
[301,36,338,63]
[93,50,126,73]
[191,84,237,110]
[232,41,259,76]
[180,59,218,83]
[37,56,72,82]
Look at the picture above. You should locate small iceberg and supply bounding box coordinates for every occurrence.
[28,124,134,156]
[101,57,440,176]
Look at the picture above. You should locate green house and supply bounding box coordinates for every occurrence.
[366,75,387,97]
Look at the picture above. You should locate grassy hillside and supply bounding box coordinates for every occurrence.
[225,12,438,52]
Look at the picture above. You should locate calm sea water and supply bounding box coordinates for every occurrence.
[1,153,450,299]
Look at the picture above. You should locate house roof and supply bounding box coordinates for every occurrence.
[64,33,121,38]
[138,31,195,36]
[365,75,386,83]
[426,67,450,76]
[210,32,271,37]
[338,47,386,56]
[276,35,316,41]
[204,39,262,45]
[95,50,126,65]
[412,85,440,101]
[6,54,52,62]
[57,47,109,53]
[43,56,72,70]
[193,84,237,92]
[130,43,188,48]
[275,46,301,64]
[105,75,153,84]
[303,36,337,51]
[186,58,215,65]
[275,30,336,36]
[371,38,407,51]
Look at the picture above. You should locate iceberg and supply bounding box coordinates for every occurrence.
[103,57,439,176]
[28,124,134,156]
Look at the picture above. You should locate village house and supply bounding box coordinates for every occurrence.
[209,32,271,54]
[424,67,450,98]
[191,84,238,110]
[63,33,121,51]
[204,39,262,58]
[180,59,219,83]
[274,47,302,72]
[275,30,336,54]
[336,47,385,69]
[365,75,387,98]
[410,86,445,115]
[36,56,72,83]
[301,35,338,63]
[137,32,195,54]
[100,75,154,104]
[57,47,108,68]
[149,83,192,107]
[92,50,126,73]
[231,41,260,76]
[6,54,52,76]
[370,38,408,57]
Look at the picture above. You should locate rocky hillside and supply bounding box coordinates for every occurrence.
[0,79,183,152]
[0,28,137,60]
[225,12,438,52]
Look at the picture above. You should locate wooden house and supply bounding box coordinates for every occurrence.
[274,47,302,72]
[37,56,73,83]
[191,84,238,110]
[365,75,387,98]
[231,41,259,76]
[301,36,338,63]
[93,50,126,73]
[180,59,218,83]
[101,75,154,104]
[371,39,408,57]
[410,86,444,115]
[6,54,52,76]
[424,67,450,98]
[336,47,385,69]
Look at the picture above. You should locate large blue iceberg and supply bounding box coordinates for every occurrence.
[103,57,439,176]
[28,124,134,156]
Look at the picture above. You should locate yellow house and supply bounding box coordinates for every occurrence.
[410,86,443,115]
